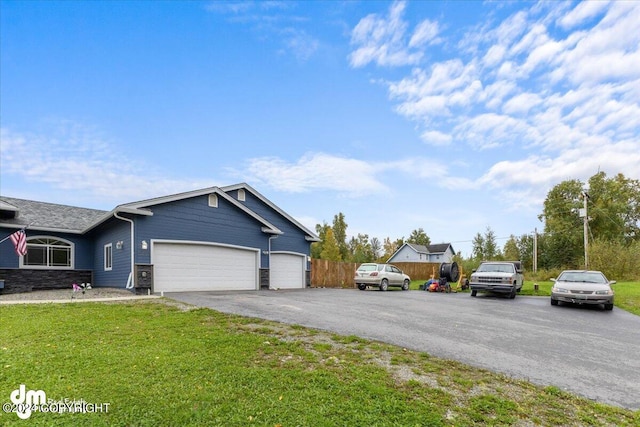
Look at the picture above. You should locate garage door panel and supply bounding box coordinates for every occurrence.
[153,242,258,292]
[271,253,305,289]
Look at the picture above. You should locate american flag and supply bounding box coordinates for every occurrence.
[9,229,27,256]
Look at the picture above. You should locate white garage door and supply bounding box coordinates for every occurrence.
[270,253,306,289]
[152,242,258,292]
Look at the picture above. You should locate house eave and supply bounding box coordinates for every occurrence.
[262,227,283,235]
[81,207,154,233]
[2,225,85,235]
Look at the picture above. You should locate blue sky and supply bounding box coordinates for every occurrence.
[2,1,639,257]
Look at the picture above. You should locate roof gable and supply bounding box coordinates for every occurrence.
[222,183,320,241]
[119,186,282,235]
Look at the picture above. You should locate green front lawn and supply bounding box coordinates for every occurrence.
[1,301,638,426]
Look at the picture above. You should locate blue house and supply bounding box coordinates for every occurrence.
[0,183,319,294]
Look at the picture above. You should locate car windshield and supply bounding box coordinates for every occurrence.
[476,264,514,273]
[357,264,378,272]
[558,272,607,283]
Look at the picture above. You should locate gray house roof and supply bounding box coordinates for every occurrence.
[428,243,455,254]
[405,243,429,254]
[0,183,317,240]
[0,197,107,233]
[402,243,455,255]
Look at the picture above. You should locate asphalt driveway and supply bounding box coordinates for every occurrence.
[166,288,640,410]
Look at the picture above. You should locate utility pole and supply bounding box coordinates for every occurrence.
[533,228,538,273]
[580,191,589,269]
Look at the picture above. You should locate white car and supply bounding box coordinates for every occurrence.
[354,263,411,291]
[551,270,615,310]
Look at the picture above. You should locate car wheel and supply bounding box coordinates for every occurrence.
[550,298,558,306]
[357,283,366,291]
[509,287,516,299]
[604,303,614,311]
[470,289,477,297]
[402,279,410,291]
[379,279,388,291]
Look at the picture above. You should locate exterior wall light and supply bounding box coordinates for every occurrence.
[141,240,148,250]
[116,241,124,250]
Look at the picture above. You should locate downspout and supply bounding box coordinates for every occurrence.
[114,211,135,289]
[268,234,278,289]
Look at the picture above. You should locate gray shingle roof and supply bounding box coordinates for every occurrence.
[405,243,454,254]
[427,243,453,254]
[0,197,108,233]
[406,243,429,253]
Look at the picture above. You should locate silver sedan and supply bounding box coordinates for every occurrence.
[354,263,411,291]
[550,270,615,310]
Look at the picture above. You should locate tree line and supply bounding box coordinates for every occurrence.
[311,171,640,280]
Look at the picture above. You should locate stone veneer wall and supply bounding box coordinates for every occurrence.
[0,269,93,295]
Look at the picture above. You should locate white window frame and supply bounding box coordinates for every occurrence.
[19,236,75,269]
[104,243,113,271]
[208,194,218,207]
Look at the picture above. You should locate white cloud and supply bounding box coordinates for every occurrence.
[0,125,212,205]
[420,130,452,146]
[238,152,388,196]
[483,80,518,110]
[235,152,453,198]
[349,1,431,67]
[205,0,318,62]
[387,60,481,123]
[483,44,506,67]
[477,138,640,209]
[558,0,610,30]
[502,92,543,115]
[279,28,319,61]
[348,0,640,213]
[409,19,440,48]
[454,113,537,150]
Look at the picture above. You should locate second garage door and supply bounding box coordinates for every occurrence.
[153,242,259,292]
[270,252,306,289]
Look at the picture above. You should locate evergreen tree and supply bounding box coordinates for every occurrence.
[407,228,431,246]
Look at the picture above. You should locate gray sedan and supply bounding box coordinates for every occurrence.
[550,270,615,310]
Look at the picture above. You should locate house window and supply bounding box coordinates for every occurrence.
[23,237,73,269]
[104,243,113,271]
[237,189,245,201]
[208,194,218,207]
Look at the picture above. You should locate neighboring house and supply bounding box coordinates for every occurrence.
[0,183,319,294]
[387,243,456,263]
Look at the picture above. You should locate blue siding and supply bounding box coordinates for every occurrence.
[1,228,22,268]
[134,195,270,266]
[89,219,132,288]
[2,187,312,287]
[0,227,93,269]
[228,191,312,268]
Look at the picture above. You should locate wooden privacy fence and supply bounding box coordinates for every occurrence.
[310,259,442,288]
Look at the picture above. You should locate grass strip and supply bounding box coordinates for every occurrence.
[1,300,638,426]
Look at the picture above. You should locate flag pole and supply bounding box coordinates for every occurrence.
[0,223,32,244]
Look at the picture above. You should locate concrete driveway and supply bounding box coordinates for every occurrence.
[166,288,640,410]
